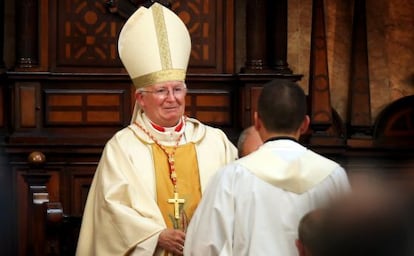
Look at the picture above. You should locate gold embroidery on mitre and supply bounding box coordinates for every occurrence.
[152,4,172,70]
[132,69,186,89]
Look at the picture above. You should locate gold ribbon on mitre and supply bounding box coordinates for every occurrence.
[117,3,191,123]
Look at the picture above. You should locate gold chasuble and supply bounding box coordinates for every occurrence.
[152,143,201,231]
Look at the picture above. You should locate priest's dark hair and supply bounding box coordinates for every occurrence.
[257,79,307,133]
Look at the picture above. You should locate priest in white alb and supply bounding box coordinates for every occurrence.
[184,79,351,256]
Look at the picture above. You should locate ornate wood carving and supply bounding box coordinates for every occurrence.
[55,0,124,70]
[348,0,372,137]
[175,1,224,73]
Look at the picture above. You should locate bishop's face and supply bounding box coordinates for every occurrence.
[136,81,187,127]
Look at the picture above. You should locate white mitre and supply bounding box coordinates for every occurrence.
[117,3,191,122]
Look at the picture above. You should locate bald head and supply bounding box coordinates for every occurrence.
[237,126,263,158]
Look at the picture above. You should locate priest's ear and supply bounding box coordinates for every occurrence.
[299,115,310,135]
[253,111,262,131]
[253,111,266,141]
[135,89,146,107]
[295,239,306,256]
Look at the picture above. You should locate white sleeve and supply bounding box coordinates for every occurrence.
[184,167,235,256]
[331,166,352,194]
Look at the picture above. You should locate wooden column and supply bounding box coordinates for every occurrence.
[308,0,333,135]
[267,0,292,74]
[16,0,39,68]
[244,0,268,72]
[0,0,5,69]
[307,0,344,149]
[348,0,372,138]
[0,6,7,254]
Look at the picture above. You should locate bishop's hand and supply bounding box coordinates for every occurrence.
[157,228,185,256]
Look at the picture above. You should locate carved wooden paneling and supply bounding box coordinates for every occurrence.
[66,167,95,216]
[17,82,39,128]
[8,76,132,144]
[247,86,262,126]
[185,89,232,126]
[105,0,235,73]
[16,168,60,256]
[45,89,125,126]
[53,0,124,71]
[183,75,239,129]
[51,0,234,74]
[175,1,219,69]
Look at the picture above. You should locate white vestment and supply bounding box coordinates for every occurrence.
[76,112,237,256]
[184,139,351,256]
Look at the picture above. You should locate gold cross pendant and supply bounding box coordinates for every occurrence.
[167,192,185,219]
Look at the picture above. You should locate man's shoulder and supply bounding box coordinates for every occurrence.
[112,125,135,138]
[303,149,340,168]
[211,161,252,183]
[106,125,142,145]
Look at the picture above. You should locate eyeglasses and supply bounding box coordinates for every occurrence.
[140,86,187,98]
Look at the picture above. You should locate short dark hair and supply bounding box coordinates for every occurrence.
[257,79,307,133]
[298,209,326,255]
